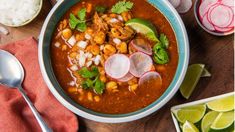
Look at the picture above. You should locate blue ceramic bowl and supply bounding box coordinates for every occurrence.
[39,0,189,123]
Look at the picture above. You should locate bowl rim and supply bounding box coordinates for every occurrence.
[0,0,43,27]
[38,0,189,123]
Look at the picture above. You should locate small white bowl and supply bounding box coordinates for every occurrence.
[194,0,234,36]
[0,0,43,27]
[171,92,234,131]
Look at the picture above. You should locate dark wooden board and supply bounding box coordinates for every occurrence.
[0,0,234,131]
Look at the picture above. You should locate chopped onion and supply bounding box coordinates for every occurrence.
[86,60,93,67]
[79,50,86,67]
[77,41,88,49]
[94,55,101,65]
[70,65,78,71]
[54,42,61,48]
[85,33,91,40]
[67,35,76,46]
[110,18,119,23]
[113,38,121,45]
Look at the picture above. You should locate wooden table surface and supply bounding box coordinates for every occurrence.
[0,0,234,131]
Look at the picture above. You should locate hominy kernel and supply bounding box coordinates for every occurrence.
[94,96,101,102]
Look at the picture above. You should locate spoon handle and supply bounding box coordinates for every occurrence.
[18,86,53,132]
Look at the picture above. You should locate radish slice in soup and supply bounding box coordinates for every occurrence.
[105,54,130,79]
[176,0,193,13]
[168,0,181,8]
[209,5,233,28]
[138,71,162,89]
[118,72,134,82]
[130,39,152,55]
[129,52,153,77]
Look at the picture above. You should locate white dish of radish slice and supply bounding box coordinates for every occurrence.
[194,0,234,36]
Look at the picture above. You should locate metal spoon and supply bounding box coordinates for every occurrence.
[0,50,52,132]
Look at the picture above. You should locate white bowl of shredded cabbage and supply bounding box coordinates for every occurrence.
[0,0,43,27]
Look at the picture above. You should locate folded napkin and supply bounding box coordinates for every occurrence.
[0,37,78,132]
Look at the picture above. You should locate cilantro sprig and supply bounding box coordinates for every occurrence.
[153,33,170,64]
[78,66,105,94]
[69,8,87,32]
[95,5,107,13]
[111,1,134,14]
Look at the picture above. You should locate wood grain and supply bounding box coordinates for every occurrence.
[0,0,234,131]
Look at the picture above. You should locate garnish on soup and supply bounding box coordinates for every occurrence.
[51,0,178,114]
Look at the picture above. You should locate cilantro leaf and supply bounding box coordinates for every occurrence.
[153,43,169,64]
[69,13,80,29]
[78,66,105,94]
[82,79,94,89]
[111,1,134,14]
[78,8,86,21]
[69,8,87,32]
[94,79,105,94]
[159,34,169,48]
[78,66,99,78]
[95,5,107,13]
[76,22,87,32]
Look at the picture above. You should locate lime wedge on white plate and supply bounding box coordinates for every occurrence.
[210,111,234,131]
[182,121,199,132]
[207,95,234,112]
[172,104,207,123]
[126,18,159,41]
[201,111,219,132]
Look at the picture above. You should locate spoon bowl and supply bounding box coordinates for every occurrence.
[0,50,24,87]
[0,50,52,132]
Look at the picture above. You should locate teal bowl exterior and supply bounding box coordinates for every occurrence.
[39,0,189,123]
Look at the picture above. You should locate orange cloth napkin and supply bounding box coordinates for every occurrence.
[0,37,78,132]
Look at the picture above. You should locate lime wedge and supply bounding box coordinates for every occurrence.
[182,121,199,132]
[180,64,208,99]
[201,68,211,77]
[207,95,234,112]
[201,111,219,132]
[210,111,234,131]
[173,104,207,123]
[126,18,159,41]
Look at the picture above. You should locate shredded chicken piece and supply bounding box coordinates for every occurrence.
[109,25,135,40]
[93,12,108,32]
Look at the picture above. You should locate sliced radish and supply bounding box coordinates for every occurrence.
[227,15,234,28]
[129,52,153,77]
[168,0,181,8]
[214,26,233,32]
[176,0,193,13]
[202,14,215,31]
[105,54,130,79]
[221,0,234,7]
[209,5,233,28]
[138,71,162,89]
[130,39,152,55]
[199,0,218,18]
[117,72,134,82]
